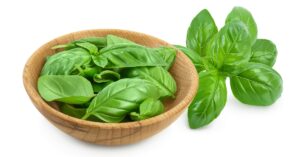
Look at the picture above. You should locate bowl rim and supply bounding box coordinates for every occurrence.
[23,29,199,129]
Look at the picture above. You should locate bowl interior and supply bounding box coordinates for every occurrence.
[24,29,198,125]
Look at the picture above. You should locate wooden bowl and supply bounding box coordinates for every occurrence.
[23,29,198,145]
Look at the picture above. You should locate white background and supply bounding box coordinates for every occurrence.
[0,0,299,156]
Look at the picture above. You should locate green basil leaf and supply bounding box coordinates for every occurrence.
[75,37,107,48]
[52,37,107,50]
[60,104,86,118]
[188,71,227,128]
[130,98,164,121]
[92,81,112,93]
[126,66,176,98]
[60,104,103,121]
[187,9,218,56]
[106,35,176,69]
[93,70,120,83]
[174,45,204,72]
[154,47,177,70]
[38,75,94,104]
[206,21,252,68]
[230,63,283,106]
[226,7,257,44]
[106,34,136,46]
[76,66,100,79]
[51,43,76,50]
[75,42,98,55]
[82,78,160,122]
[92,55,107,68]
[220,59,267,77]
[41,48,91,75]
[93,44,167,68]
[250,39,277,67]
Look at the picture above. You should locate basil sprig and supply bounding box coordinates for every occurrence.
[176,7,282,128]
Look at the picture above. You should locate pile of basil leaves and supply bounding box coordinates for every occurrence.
[38,35,177,123]
[176,7,283,129]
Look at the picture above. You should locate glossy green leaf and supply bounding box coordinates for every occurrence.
[154,47,177,70]
[51,43,76,50]
[38,75,94,104]
[130,98,164,121]
[107,35,176,69]
[41,48,91,75]
[126,66,176,98]
[187,9,218,56]
[174,45,204,72]
[82,79,160,122]
[60,104,103,121]
[52,37,107,50]
[206,21,252,68]
[93,70,120,83]
[106,34,136,46]
[250,39,277,67]
[74,37,107,48]
[75,42,98,55]
[92,82,112,93]
[188,71,227,128]
[230,63,283,106]
[93,44,167,68]
[60,104,86,118]
[226,7,257,44]
[76,66,100,79]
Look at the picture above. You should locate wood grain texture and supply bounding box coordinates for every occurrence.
[23,29,199,145]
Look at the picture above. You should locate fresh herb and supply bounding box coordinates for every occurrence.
[93,44,169,68]
[188,70,227,128]
[37,35,177,123]
[81,79,160,122]
[59,104,86,119]
[130,98,164,121]
[176,7,282,128]
[126,66,177,98]
[38,75,94,104]
[93,70,120,83]
[186,9,218,57]
[41,48,91,75]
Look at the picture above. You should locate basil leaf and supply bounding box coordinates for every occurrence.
[220,60,265,77]
[41,48,91,75]
[93,70,120,83]
[76,66,100,79]
[126,66,176,98]
[154,47,177,70]
[250,39,277,67]
[230,63,283,106]
[188,71,227,128]
[174,45,204,72]
[130,98,164,121]
[75,42,98,55]
[38,75,94,104]
[75,37,107,48]
[226,7,257,44]
[51,43,76,50]
[60,104,86,118]
[93,44,167,68]
[106,34,136,46]
[52,37,107,50]
[187,9,218,56]
[82,79,160,122]
[206,21,252,68]
[107,35,176,69]
[60,104,103,121]
[92,82,112,93]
